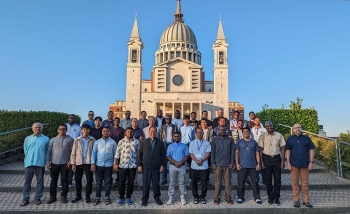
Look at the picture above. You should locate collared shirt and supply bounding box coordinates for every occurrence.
[286,134,315,168]
[132,127,145,140]
[81,137,89,164]
[189,119,199,128]
[166,142,189,162]
[235,138,260,168]
[259,131,286,156]
[143,126,159,139]
[232,129,243,144]
[138,118,148,129]
[251,126,267,142]
[110,126,125,144]
[120,118,132,129]
[24,134,50,168]
[189,139,211,170]
[180,125,195,145]
[229,119,238,131]
[66,123,81,139]
[102,119,114,128]
[46,135,74,164]
[156,117,164,129]
[166,124,173,143]
[171,118,184,129]
[82,120,95,128]
[115,137,140,169]
[213,126,232,137]
[91,137,117,167]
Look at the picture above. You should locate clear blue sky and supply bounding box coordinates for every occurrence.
[0,0,349,137]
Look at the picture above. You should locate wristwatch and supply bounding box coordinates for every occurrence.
[310,161,314,163]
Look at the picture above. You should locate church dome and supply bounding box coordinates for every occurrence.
[160,21,197,46]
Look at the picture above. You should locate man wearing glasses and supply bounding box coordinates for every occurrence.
[82,111,95,128]
[286,124,315,208]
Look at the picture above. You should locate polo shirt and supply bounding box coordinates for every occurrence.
[189,139,211,170]
[138,118,149,129]
[235,139,260,168]
[109,126,125,144]
[171,118,184,129]
[286,134,315,168]
[166,142,189,162]
[24,134,50,168]
[258,131,286,156]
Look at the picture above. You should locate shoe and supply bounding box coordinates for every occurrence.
[294,201,300,208]
[181,198,187,205]
[268,199,274,205]
[118,199,124,205]
[167,198,173,205]
[155,198,163,205]
[86,197,91,203]
[193,198,199,204]
[69,183,74,187]
[161,180,167,185]
[71,197,82,204]
[34,199,42,205]
[58,183,62,188]
[237,199,243,204]
[188,179,192,185]
[142,201,147,206]
[303,202,313,208]
[197,181,201,185]
[46,197,57,204]
[201,198,206,204]
[61,196,68,203]
[20,200,29,206]
[255,199,262,204]
[245,181,251,186]
[274,199,280,205]
[126,198,132,205]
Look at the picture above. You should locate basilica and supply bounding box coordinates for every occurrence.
[110,0,244,120]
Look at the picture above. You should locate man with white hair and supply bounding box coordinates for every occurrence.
[20,123,50,206]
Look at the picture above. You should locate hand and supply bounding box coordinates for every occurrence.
[256,163,260,171]
[236,164,241,171]
[139,136,144,141]
[160,165,164,173]
[287,163,292,171]
[212,165,217,170]
[308,162,313,171]
[91,164,96,172]
[281,161,285,169]
[261,162,265,169]
[175,162,181,168]
[46,163,51,170]
[230,126,234,129]
[229,163,233,169]
[71,164,76,172]
[113,164,119,171]
[66,162,71,169]
[197,159,203,166]
[138,166,142,173]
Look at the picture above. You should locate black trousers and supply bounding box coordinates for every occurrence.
[74,164,93,198]
[142,168,161,202]
[237,168,260,200]
[118,168,136,199]
[263,154,282,200]
[49,163,68,197]
[190,169,209,199]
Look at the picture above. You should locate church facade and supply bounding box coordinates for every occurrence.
[110,0,244,120]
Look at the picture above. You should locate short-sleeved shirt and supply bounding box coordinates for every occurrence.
[235,139,260,168]
[102,120,114,128]
[258,131,286,156]
[189,139,211,170]
[166,142,189,162]
[285,134,315,168]
[109,126,125,144]
[180,125,195,145]
[115,137,140,169]
[171,118,184,129]
[251,126,267,142]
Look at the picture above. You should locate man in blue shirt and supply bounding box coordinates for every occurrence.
[90,127,117,206]
[82,111,95,128]
[171,110,184,129]
[102,111,114,128]
[286,124,315,208]
[189,128,211,204]
[166,131,189,205]
[235,127,262,204]
[20,123,50,206]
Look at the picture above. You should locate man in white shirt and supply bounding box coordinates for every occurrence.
[229,111,240,131]
[143,116,159,138]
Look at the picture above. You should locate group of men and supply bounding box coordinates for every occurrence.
[21,108,315,208]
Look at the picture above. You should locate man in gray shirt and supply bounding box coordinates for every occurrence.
[46,124,74,204]
[211,126,235,205]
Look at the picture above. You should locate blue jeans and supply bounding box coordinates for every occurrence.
[23,166,45,201]
[95,166,113,199]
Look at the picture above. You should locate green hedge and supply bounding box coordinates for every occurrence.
[0,110,81,154]
[256,98,319,137]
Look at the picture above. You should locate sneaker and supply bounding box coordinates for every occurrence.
[118,199,124,205]
[142,201,147,206]
[126,198,132,205]
[161,180,167,185]
[193,198,199,204]
[237,199,243,204]
[58,183,62,188]
[167,198,173,205]
[69,183,74,187]
[268,199,274,205]
[86,197,91,203]
[71,197,82,204]
[181,198,187,205]
[234,194,238,199]
[255,199,262,204]
[201,198,206,204]
[188,179,192,185]
[303,202,313,208]
[46,197,57,204]
[274,199,280,205]
[294,201,300,208]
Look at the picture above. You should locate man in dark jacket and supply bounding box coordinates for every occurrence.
[137,126,165,206]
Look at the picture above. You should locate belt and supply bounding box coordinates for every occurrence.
[263,153,280,158]
[169,162,185,166]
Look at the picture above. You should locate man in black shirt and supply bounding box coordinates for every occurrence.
[212,108,229,129]
[90,117,103,140]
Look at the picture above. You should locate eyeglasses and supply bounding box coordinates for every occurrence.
[58,128,66,131]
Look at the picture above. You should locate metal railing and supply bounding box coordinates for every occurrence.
[0,123,50,156]
[279,124,350,178]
